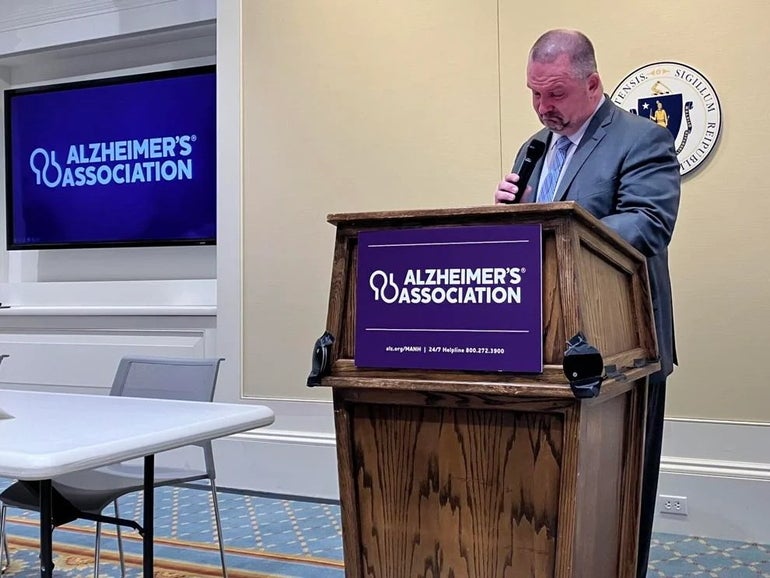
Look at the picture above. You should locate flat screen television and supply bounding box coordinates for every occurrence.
[4,65,216,250]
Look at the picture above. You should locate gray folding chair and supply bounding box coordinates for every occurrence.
[0,529,7,574]
[0,356,228,577]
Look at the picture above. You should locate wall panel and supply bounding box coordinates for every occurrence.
[241,0,500,400]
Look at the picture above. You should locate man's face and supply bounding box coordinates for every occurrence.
[526,54,601,135]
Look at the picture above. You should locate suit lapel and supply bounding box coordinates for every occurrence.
[554,99,614,201]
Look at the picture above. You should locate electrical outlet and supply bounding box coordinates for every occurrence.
[658,494,688,516]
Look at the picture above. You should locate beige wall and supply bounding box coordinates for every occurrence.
[241,1,770,422]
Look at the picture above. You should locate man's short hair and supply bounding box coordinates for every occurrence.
[529,29,597,79]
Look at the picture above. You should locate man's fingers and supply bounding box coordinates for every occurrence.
[494,173,520,204]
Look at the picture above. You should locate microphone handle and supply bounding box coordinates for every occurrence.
[503,139,546,204]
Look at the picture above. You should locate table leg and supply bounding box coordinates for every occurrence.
[39,479,53,578]
[143,454,154,577]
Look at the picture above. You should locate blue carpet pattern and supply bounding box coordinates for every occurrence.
[0,482,767,577]
[648,535,770,577]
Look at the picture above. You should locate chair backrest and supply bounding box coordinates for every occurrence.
[110,356,224,402]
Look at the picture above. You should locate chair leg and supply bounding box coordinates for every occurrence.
[114,500,126,578]
[93,521,101,578]
[208,479,228,578]
[0,504,9,574]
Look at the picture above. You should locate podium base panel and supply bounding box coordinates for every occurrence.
[335,386,644,578]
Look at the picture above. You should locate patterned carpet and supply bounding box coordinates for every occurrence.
[1,485,344,577]
[0,483,767,577]
[648,535,770,577]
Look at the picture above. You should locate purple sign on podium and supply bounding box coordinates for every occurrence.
[355,224,543,373]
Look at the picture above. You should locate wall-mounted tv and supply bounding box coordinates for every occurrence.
[4,65,216,250]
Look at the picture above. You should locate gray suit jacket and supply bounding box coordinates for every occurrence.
[512,98,681,383]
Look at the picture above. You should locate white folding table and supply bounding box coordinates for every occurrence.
[0,389,275,577]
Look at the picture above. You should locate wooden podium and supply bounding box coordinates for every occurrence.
[318,202,659,578]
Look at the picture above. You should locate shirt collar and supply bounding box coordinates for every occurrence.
[553,95,606,147]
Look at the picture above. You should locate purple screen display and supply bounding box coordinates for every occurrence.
[5,67,216,249]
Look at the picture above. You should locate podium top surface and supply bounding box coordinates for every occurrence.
[327,202,642,262]
[328,201,587,225]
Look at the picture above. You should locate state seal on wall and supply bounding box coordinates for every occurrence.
[610,62,722,176]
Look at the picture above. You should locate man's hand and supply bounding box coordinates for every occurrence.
[494,173,531,204]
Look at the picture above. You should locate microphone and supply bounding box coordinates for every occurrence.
[504,139,546,204]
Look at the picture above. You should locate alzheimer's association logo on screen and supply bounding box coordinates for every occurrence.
[355,224,543,373]
[28,134,199,188]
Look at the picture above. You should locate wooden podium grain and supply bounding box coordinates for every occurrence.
[318,202,659,578]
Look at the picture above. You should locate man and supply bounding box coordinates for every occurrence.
[495,29,680,578]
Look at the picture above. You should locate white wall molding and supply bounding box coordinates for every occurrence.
[3,26,215,87]
[233,428,337,448]
[0,0,165,32]
[662,456,770,481]
[212,431,340,500]
[0,0,215,57]
[0,326,214,392]
[0,279,216,308]
[214,0,244,405]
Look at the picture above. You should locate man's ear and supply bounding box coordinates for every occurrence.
[587,72,601,93]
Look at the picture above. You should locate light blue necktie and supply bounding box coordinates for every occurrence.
[537,136,572,203]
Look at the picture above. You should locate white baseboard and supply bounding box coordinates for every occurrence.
[654,419,770,544]
[213,427,339,499]
[212,398,340,500]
